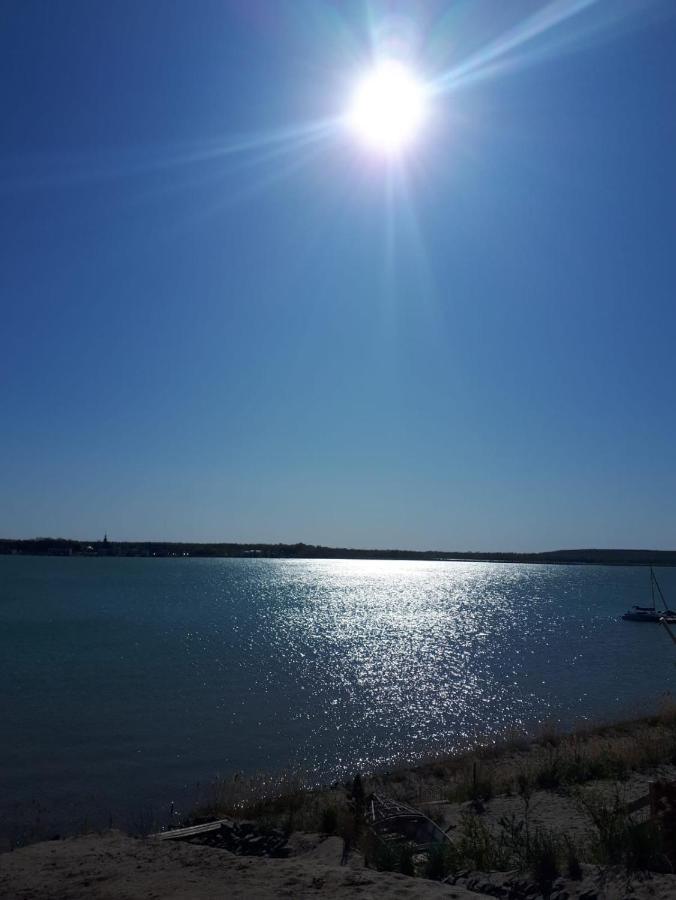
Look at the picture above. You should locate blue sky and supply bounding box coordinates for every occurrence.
[2,0,675,550]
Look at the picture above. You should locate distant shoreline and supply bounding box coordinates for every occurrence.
[2,538,676,567]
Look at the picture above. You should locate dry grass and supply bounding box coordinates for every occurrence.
[182,699,676,880]
[190,770,352,836]
[372,697,676,805]
[190,701,676,825]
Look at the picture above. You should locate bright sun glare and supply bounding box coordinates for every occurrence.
[347,60,427,155]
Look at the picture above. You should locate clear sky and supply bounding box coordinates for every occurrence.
[2,0,676,551]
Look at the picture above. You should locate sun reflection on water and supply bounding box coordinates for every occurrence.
[255,559,560,775]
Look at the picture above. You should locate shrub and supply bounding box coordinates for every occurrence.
[320,806,338,835]
[534,753,564,791]
[529,829,561,894]
[537,721,562,747]
[577,790,627,865]
[351,774,364,805]
[497,813,528,868]
[373,839,398,872]
[624,819,668,872]
[456,813,503,870]
[425,842,455,880]
[337,807,358,844]
[398,842,416,876]
[576,789,669,871]
[563,835,583,880]
[448,762,494,805]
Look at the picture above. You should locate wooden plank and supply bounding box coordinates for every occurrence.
[624,794,650,815]
[151,820,228,841]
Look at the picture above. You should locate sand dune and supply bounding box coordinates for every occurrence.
[0,831,490,899]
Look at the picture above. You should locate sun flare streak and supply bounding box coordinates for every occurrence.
[430,0,605,94]
[0,117,339,194]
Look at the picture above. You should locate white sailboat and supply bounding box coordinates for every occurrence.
[622,567,676,623]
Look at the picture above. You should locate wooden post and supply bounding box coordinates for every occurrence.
[649,780,676,865]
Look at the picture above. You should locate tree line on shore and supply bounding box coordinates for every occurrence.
[1,538,675,566]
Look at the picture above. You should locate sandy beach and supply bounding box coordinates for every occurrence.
[0,831,494,899]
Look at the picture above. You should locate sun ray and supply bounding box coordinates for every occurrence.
[429,0,655,96]
[0,117,338,194]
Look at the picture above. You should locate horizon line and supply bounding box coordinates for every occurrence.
[1,536,675,558]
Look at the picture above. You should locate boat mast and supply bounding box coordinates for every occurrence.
[652,567,668,612]
[651,566,656,610]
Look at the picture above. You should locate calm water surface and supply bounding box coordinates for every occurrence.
[2,556,675,839]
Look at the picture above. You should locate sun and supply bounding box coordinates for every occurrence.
[347,60,427,155]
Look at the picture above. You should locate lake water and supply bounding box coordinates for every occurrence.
[2,556,675,842]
